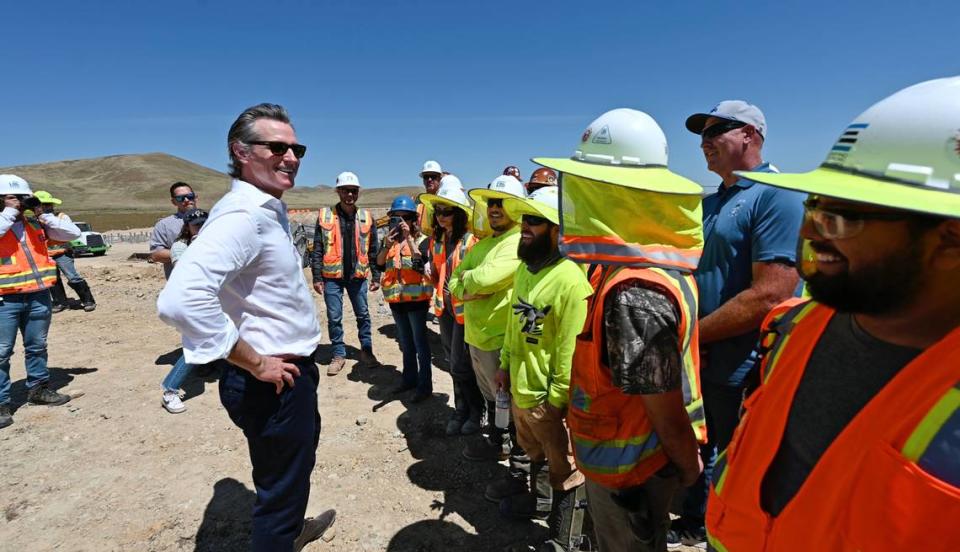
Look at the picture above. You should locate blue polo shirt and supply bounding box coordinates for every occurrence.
[694,163,805,386]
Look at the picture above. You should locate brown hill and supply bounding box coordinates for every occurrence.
[0,153,423,229]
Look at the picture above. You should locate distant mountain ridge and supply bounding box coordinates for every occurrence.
[0,153,422,212]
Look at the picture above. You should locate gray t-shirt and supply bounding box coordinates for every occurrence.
[149,213,185,280]
[760,311,922,516]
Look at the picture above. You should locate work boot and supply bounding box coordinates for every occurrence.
[545,485,590,552]
[359,349,380,368]
[499,461,551,519]
[293,509,336,551]
[326,356,346,376]
[485,472,529,502]
[27,384,71,406]
[0,404,12,429]
[462,436,507,462]
[69,280,96,312]
[49,278,68,313]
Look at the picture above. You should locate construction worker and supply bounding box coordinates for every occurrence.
[375,196,434,403]
[449,175,525,464]
[494,185,593,551]
[536,109,707,552]
[525,167,558,195]
[705,77,960,550]
[311,171,379,376]
[418,160,444,236]
[420,176,483,435]
[35,191,96,313]
[0,175,82,430]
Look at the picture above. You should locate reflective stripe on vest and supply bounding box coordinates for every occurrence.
[0,219,58,294]
[381,236,432,304]
[568,265,704,489]
[430,233,476,323]
[317,207,372,280]
[707,301,960,551]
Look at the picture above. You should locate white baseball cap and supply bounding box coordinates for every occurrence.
[420,160,443,177]
[686,100,767,138]
[335,171,360,188]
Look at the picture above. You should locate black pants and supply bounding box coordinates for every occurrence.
[218,358,321,552]
[438,311,484,423]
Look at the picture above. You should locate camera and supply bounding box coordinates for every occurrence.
[21,196,41,211]
[388,216,403,237]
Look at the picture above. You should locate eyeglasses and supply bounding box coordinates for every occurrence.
[400,214,417,222]
[487,199,504,208]
[247,141,307,159]
[422,174,441,182]
[522,214,549,226]
[434,206,457,217]
[803,199,907,239]
[174,193,196,203]
[338,187,359,195]
[701,120,747,140]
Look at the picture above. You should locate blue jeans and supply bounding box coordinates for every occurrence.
[322,278,372,358]
[54,254,83,284]
[390,302,432,395]
[161,354,194,393]
[0,292,53,405]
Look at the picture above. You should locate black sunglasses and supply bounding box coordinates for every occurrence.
[522,214,549,226]
[247,141,307,159]
[434,206,458,217]
[422,174,441,181]
[701,120,747,140]
[174,193,196,203]
[487,199,504,208]
[400,214,417,222]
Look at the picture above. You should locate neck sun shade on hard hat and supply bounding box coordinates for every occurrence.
[558,173,704,272]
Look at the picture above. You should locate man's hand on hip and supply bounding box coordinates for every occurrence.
[251,356,301,394]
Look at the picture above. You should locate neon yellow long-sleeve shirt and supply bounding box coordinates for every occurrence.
[500,257,593,410]
[448,226,521,351]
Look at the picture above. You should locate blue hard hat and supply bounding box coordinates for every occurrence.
[389,195,417,215]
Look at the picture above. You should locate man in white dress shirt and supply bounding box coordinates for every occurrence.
[157,103,334,551]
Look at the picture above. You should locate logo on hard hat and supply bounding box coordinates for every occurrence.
[826,122,869,166]
[581,128,592,143]
[592,125,612,145]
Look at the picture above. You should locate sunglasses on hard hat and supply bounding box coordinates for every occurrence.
[522,214,549,226]
[247,141,307,159]
[701,120,747,140]
[802,199,908,240]
[174,192,197,203]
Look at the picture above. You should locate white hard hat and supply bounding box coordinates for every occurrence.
[335,171,360,188]
[418,175,472,215]
[738,76,960,219]
[504,185,560,225]
[534,108,702,194]
[469,175,526,204]
[439,174,463,190]
[0,174,34,196]
[419,160,443,177]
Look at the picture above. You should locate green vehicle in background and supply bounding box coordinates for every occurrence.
[70,222,110,256]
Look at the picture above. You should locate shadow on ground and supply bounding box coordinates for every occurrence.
[194,477,255,552]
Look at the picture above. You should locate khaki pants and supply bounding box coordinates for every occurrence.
[468,345,500,402]
[584,472,679,552]
[512,401,584,491]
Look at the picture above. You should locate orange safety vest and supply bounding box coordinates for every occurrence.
[0,218,58,294]
[430,232,477,323]
[381,235,433,304]
[316,206,373,280]
[568,266,706,489]
[707,301,960,551]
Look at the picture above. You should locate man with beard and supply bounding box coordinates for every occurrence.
[705,77,960,550]
[158,103,334,551]
[312,171,380,376]
[494,186,593,551]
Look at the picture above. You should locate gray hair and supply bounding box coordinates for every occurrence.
[226,103,293,178]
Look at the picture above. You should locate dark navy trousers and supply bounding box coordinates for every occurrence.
[218,358,321,552]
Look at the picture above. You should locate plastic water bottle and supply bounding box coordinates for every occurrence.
[495,388,511,429]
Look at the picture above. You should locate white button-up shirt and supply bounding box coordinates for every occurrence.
[157,179,321,365]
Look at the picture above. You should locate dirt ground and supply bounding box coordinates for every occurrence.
[0,241,699,552]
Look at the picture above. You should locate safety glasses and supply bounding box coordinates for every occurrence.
[434,206,457,217]
[247,141,307,159]
[701,120,747,140]
[803,199,907,239]
[487,199,504,208]
[174,193,196,203]
[422,173,441,182]
[522,214,549,226]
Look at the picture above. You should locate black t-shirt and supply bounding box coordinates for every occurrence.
[760,312,922,516]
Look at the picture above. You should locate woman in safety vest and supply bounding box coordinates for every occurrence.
[375,196,434,403]
[419,176,482,436]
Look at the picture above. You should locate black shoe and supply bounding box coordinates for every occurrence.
[462,436,507,462]
[293,509,336,551]
[485,473,529,503]
[51,303,67,314]
[391,383,416,395]
[499,492,549,521]
[27,385,71,406]
[0,404,12,429]
[410,391,432,403]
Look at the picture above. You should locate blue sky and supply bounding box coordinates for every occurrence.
[3,0,957,192]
